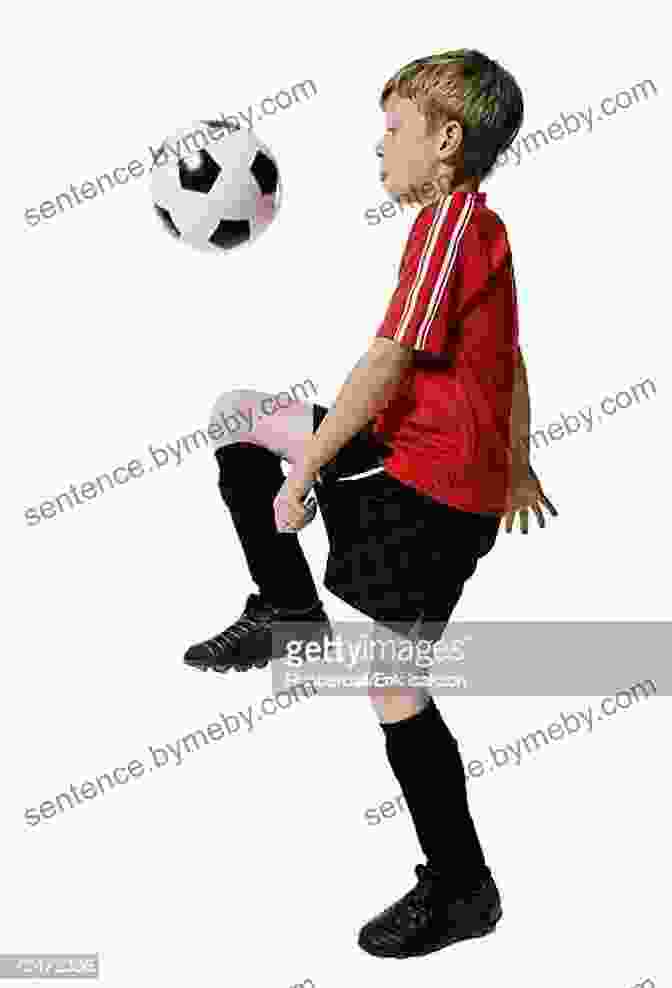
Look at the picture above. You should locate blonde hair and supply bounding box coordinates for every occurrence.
[380,50,524,181]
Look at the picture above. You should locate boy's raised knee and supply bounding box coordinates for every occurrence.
[210,387,269,422]
[209,388,276,449]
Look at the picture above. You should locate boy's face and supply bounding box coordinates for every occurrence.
[378,93,449,204]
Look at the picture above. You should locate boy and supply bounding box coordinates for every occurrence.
[184,49,557,958]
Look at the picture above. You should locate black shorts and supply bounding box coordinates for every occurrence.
[312,403,500,640]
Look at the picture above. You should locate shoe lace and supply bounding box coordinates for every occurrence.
[209,600,270,656]
[395,865,436,927]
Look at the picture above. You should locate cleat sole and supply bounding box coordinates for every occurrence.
[359,906,502,959]
[184,660,210,672]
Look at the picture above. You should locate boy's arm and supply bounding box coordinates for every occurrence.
[303,338,412,474]
[302,195,470,475]
[510,346,532,480]
[504,345,559,531]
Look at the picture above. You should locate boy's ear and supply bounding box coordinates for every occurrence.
[438,120,463,155]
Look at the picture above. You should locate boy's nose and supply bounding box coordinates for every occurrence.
[375,139,384,159]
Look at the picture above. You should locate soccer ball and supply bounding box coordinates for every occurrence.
[150,118,282,252]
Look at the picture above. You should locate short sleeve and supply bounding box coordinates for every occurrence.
[376,194,476,355]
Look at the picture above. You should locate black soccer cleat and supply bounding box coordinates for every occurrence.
[183,593,332,674]
[357,864,502,959]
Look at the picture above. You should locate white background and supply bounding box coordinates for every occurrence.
[3,1,671,986]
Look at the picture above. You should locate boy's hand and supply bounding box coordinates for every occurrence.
[503,465,558,534]
[274,460,320,533]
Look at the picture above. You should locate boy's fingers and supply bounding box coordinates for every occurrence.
[286,495,317,531]
[541,493,558,516]
[294,500,317,531]
[503,492,557,535]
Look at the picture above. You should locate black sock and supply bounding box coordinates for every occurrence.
[215,442,320,611]
[380,697,488,892]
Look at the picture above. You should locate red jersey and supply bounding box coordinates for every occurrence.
[372,189,519,516]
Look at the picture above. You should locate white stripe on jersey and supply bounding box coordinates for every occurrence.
[415,194,474,351]
[393,195,451,345]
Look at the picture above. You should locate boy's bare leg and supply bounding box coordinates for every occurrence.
[368,621,431,723]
